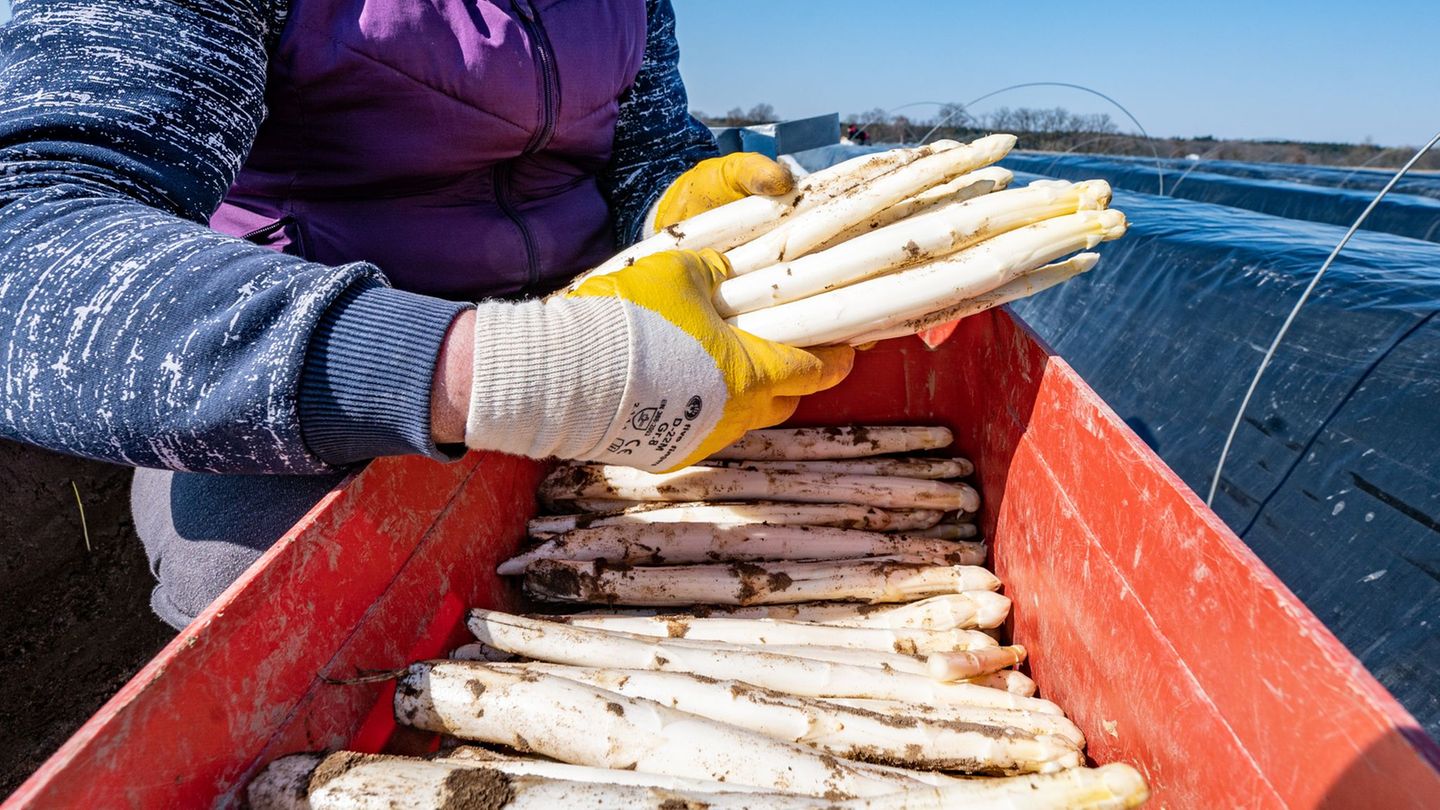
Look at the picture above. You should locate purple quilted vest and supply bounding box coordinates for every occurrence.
[212,0,647,299]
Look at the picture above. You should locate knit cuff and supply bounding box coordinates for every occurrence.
[466,296,633,460]
[623,167,687,246]
[298,283,472,466]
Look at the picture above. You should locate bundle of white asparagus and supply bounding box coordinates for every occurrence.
[564,135,1127,348]
[248,426,1151,809]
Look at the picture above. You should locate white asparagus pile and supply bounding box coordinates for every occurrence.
[249,138,1143,810]
[561,135,1126,348]
[249,423,1154,808]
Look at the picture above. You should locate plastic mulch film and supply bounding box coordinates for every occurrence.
[1002,173,1440,737]
[1000,153,1440,243]
[1103,153,1440,201]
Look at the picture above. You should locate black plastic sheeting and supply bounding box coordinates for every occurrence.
[789,143,1440,739]
[1102,153,1440,201]
[1000,153,1440,243]
[1008,173,1440,740]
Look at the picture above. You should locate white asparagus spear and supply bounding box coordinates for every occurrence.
[699,457,974,479]
[548,499,947,519]
[711,426,953,460]
[716,180,1109,317]
[570,592,1012,631]
[742,643,937,675]
[523,558,1000,606]
[928,646,1028,680]
[823,698,1084,747]
[441,746,959,792]
[551,615,996,655]
[903,523,979,540]
[498,523,985,575]
[570,141,963,286]
[552,497,650,513]
[724,135,1017,275]
[504,616,981,680]
[845,253,1101,345]
[756,592,1008,630]
[968,670,1038,697]
[247,752,859,809]
[540,464,980,512]
[395,662,924,796]
[903,165,1015,207]
[899,765,1149,809]
[467,609,1061,713]
[250,752,1149,809]
[438,746,776,793]
[731,209,1128,347]
[866,509,958,531]
[782,592,1012,630]
[496,664,1082,774]
[528,502,943,535]
[476,631,1006,684]
[549,498,953,520]
[816,166,1015,250]
[913,764,1150,809]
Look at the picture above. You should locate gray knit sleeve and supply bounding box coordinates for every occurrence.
[0,0,463,473]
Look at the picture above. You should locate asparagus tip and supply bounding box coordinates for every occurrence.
[1099,762,1152,805]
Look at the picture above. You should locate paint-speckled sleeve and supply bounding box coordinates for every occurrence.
[600,0,719,247]
[0,0,468,473]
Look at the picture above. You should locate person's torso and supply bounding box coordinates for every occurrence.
[212,0,648,299]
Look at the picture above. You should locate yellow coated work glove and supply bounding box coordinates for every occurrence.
[567,249,853,470]
[650,153,795,234]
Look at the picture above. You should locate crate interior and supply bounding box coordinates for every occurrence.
[16,309,1439,809]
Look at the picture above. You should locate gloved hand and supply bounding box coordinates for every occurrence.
[648,153,795,235]
[465,250,853,471]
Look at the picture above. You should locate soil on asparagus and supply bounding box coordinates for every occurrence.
[0,442,172,798]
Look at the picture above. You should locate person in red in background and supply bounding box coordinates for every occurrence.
[846,123,872,146]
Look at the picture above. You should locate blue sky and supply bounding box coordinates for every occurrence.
[1,1,1431,146]
[672,0,1439,147]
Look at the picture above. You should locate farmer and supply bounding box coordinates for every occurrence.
[0,0,854,628]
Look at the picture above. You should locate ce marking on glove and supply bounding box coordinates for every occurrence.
[606,437,641,456]
[616,397,700,468]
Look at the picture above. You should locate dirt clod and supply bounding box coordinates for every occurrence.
[309,750,383,792]
[466,679,487,701]
[525,561,584,598]
[440,767,514,810]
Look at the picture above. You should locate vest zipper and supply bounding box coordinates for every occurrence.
[502,0,560,294]
[513,0,559,155]
[493,162,541,295]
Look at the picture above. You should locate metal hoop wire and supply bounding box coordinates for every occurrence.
[1042,133,1145,175]
[916,82,1167,196]
[850,101,957,142]
[1205,128,1440,507]
[1336,148,1400,190]
[1165,144,1227,197]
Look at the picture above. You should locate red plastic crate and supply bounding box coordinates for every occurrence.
[7,309,1439,808]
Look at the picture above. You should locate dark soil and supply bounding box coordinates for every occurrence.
[0,439,172,798]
